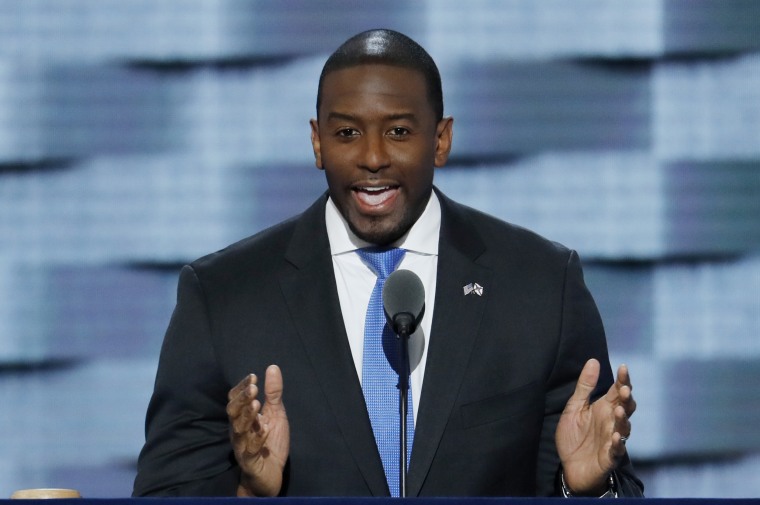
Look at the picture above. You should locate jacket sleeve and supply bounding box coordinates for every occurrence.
[132,265,240,496]
[536,250,644,497]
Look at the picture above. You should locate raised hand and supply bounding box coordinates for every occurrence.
[555,359,636,495]
[227,364,290,497]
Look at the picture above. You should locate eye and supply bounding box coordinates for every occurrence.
[336,128,360,138]
[388,127,410,137]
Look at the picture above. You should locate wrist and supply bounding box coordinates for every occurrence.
[561,470,618,498]
[236,483,256,498]
[237,472,262,498]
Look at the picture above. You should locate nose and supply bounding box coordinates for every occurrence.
[359,134,391,172]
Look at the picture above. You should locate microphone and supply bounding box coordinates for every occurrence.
[381,269,425,498]
[382,269,425,338]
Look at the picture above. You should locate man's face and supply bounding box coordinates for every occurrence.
[311,64,453,246]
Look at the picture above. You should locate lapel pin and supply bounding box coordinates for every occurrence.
[463,282,484,296]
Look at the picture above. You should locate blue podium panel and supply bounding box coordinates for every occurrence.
[0,499,760,505]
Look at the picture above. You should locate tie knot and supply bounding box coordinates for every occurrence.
[356,247,406,280]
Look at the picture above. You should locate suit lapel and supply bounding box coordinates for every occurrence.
[278,195,389,496]
[277,190,492,496]
[407,190,492,496]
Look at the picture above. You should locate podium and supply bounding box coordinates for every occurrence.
[4,498,760,505]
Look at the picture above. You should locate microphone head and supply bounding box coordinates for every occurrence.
[383,269,425,337]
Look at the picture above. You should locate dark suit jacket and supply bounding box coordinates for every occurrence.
[133,189,643,497]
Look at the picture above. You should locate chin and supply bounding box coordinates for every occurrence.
[351,220,406,247]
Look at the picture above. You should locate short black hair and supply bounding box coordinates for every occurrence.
[316,29,444,121]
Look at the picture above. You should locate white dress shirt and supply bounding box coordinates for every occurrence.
[325,191,441,424]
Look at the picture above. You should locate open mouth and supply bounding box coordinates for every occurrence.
[353,185,399,208]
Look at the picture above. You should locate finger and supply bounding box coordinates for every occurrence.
[227,380,259,419]
[612,364,637,417]
[618,385,637,417]
[615,364,632,390]
[605,364,632,404]
[228,373,258,401]
[609,404,631,458]
[226,388,245,420]
[568,358,601,406]
[612,431,629,458]
[232,399,263,437]
[263,364,285,407]
[229,387,261,436]
[244,418,269,455]
[626,394,637,417]
[614,405,631,437]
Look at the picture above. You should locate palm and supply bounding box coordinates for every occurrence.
[238,398,290,496]
[557,393,613,487]
[555,359,634,495]
[228,365,290,497]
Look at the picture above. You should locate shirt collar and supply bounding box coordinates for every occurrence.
[325,190,441,256]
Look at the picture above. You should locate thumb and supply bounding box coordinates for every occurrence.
[263,364,285,407]
[568,358,600,408]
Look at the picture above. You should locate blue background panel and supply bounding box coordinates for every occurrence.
[1,0,759,498]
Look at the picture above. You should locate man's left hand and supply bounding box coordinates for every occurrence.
[556,359,636,495]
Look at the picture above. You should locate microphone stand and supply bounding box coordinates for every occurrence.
[396,318,413,498]
[384,270,425,498]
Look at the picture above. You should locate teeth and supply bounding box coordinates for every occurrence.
[355,186,394,206]
[360,191,389,206]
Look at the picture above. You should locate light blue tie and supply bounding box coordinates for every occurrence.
[356,247,414,497]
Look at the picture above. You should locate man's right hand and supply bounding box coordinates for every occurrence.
[227,364,290,497]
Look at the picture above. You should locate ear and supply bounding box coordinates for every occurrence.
[434,116,454,168]
[310,118,324,170]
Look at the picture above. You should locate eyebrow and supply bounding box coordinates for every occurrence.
[326,111,419,123]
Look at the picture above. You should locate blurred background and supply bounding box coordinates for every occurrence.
[1,0,759,498]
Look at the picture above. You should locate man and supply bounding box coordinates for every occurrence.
[133,29,643,498]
